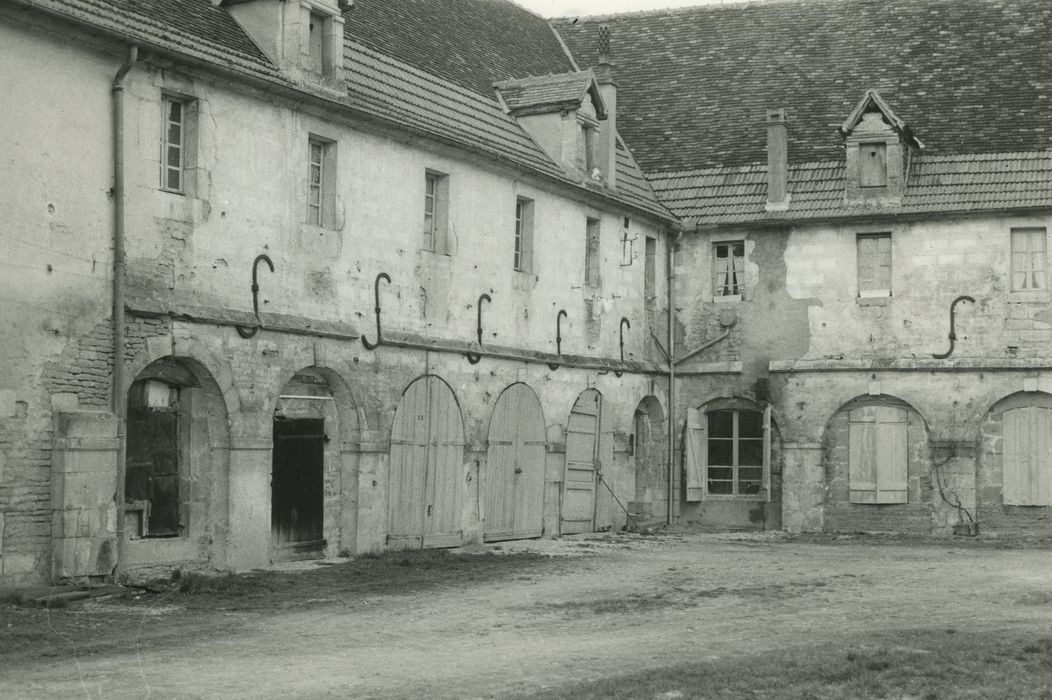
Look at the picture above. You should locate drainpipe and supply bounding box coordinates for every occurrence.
[112,44,138,578]
[666,228,682,525]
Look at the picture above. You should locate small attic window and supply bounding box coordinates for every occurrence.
[308,12,327,75]
[860,142,888,187]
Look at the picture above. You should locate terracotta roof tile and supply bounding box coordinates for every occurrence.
[650,151,1052,225]
[556,0,1052,172]
[344,0,575,97]
[494,71,599,115]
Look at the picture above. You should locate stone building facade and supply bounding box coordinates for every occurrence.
[4,0,1052,586]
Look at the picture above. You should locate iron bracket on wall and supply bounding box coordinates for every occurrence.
[465,293,491,364]
[361,272,391,350]
[614,317,631,377]
[548,309,567,370]
[932,294,976,359]
[235,253,275,339]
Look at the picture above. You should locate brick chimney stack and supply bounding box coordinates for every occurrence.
[765,109,790,211]
[595,24,618,190]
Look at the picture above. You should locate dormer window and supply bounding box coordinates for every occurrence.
[840,91,923,205]
[221,0,344,85]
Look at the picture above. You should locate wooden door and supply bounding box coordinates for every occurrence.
[484,384,546,542]
[561,389,601,535]
[389,376,465,549]
[271,418,325,557]
[126,404,180,536]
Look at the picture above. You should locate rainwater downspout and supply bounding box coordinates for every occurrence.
[112,45,138,578]
[666,228,682,525]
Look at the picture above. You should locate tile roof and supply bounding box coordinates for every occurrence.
[555,0,1052,173]
[649,151,1052,226]
[343,0,576,97]
[494,71,602,117]
[14,0,672,221]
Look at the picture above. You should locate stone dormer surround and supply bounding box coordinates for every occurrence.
[218,0,346,89]
[494,71,609,185]
[840,90,922,206]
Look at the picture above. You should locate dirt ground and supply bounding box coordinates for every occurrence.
[2,530,1052,699]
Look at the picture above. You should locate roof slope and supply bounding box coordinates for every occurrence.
[650,151,1052,226]
[16,0,671,221]
[343,0,575,97]
[555,0,1052,173]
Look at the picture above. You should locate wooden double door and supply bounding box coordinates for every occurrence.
[561,389,602,535]
[389,376,466,549]
[484,384,546,542]
[271,418,325,558]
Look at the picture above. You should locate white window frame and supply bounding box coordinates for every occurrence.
[161,96,186,193]
[712,240,745,300]
[423,170,449,254]
[1011,227,1047,292]
[514,197,534,273]
[306,136,336,228]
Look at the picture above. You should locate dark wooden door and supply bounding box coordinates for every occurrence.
[126,406,180,536]
[271,418,325,557]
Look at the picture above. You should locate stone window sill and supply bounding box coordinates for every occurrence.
[857,295,891,306]
[1009,289,1050,303]
[712,294,743,304]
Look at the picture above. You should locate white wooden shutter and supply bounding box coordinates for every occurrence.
[762,404,772,503]
[848,407,877,503]
[684,408,706,501]
[1004,406,1052,506]
[874,406,908,504]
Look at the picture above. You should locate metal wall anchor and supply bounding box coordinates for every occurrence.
[361,272,391,351]
[235,253,275,339]
[548,309,567,370]
[614,317,631,377]
[465,293,491,364]
[932,295,976,359]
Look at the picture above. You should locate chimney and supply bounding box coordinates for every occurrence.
[595,24,618,189]
[765,109,790,211]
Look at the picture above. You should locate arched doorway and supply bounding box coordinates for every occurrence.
[123,356,229,566]
[484,383,546,542]
[632,396,666,522]
[561,389,603,535]
[271,369,339,560]
[389,375,465,549]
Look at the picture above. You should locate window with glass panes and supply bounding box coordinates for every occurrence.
[161,97,185,192]
[706,409,764,495]
[424,173,438,250]
[713,241,744,297]
[1011,227,1047,291]
[307,139,325,226]
[514,197,533,272]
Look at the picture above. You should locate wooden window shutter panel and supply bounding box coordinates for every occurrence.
[1038,406,1052,506]
[848,407,877,503]
[874,406,908,504]
[1002,408,1028,505]
[684,408,706,501]
[762,405,772,503]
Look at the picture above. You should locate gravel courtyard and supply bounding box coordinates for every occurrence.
[2,530,1051,699]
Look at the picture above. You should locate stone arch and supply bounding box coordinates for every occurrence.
[685,396,782,529]
[977,391,1052,534]
[270,366,361,560]
[821,394,931,533]
[630,395,667,523]
[122,353,231,571]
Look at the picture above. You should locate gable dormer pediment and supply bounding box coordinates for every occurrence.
[840,90,922,205]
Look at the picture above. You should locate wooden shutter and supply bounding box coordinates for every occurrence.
[684,408,706,501]
[762,405,772,503]
[874,406,908,503]
[849,405,907,504]
[1003,406,1052,506]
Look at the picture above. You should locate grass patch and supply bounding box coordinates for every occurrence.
[515,629,1052,699]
